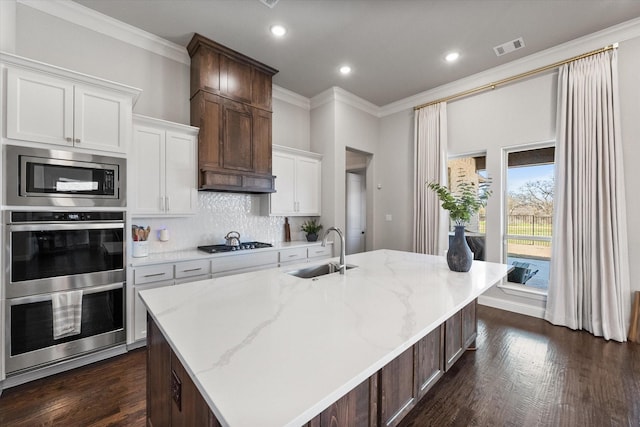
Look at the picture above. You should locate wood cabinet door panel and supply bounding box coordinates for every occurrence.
[252,68,272,110]
[191,44,220,97]
[415,325,445,398]
[445,311,463,371]
[462,299,478,349]
[252,108,272,175]
[192,93,222,170]
[221,55,252,104]
[380,346,416,427]
[222,100,253,171]
[315,378,373,427]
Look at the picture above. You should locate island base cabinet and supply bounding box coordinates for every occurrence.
[445,299,478,371]
[147,316,219,427]
[380,346,417,427]
[415,325,445,399]
[146,301,476,427]
[307,376,378,427]
[147,316,171,427]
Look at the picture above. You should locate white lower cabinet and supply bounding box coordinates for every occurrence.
[132,259,211,343]
[278,247,308,266]
[132,115,199,216]
[307,244,333,260]
[133,280,174,342]
[211,252,279,278]
[131,244,333,344]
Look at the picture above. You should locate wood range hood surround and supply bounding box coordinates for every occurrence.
[187,33,279,193]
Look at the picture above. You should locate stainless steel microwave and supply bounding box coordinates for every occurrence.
[4,145,126,207]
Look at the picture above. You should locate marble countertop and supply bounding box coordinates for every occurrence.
[130,240,330,267]
[140,249,509,427]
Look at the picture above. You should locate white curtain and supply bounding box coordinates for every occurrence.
[545,49,630,342]
[413,102,448,255]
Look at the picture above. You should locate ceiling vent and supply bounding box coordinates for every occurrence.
[493,37,525,56]
[259,0,280,8]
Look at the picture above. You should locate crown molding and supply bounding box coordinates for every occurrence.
[311,87,381,117]
[18,0,190,65]
[379,16,640,117]
[272,85,310,110]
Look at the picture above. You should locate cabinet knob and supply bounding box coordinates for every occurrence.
[74,138,81,143]
[66,137,72,142]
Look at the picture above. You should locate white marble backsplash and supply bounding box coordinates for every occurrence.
[133,192,314,254]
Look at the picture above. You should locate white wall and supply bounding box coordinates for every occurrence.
[15,3,190,124]
[377,35,640,319]
[377,109,414,251]
[273,96,310,151]
[311,90,379,245]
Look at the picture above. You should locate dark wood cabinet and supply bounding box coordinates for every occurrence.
[462,299,478,349]
[415,325,445,399]
[444,299,478,371]
[147,302,477,427]
[307,377,378,427]
[188,33,278,193]
[147,315,219,427]
[380,346,417,427]
[147,317,171,427]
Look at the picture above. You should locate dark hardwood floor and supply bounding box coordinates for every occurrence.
[1,306,638,426]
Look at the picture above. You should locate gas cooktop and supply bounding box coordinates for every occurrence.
[197,242,273,253]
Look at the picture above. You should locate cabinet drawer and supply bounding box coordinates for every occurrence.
[175,274,211,285]
[134,264,174,285]
[210,251,279,274]
[175,259,211,279]
[279,247,307,263]
[307,245,332,259]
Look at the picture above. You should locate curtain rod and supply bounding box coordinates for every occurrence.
[414,44,617,111]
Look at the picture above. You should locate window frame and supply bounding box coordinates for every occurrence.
[498,140,555,299]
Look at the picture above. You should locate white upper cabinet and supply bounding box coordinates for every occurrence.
[2,53,140,154]
[269,145,322,216]
[132,115,199,216]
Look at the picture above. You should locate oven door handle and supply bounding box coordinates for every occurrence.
[8,282,125,305]
[8,223,124,232]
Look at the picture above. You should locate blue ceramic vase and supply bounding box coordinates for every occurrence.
[447,225,473,272]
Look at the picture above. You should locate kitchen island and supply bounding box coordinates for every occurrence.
[140,249,509,427]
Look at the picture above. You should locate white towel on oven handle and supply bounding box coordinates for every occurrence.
[51,290,83,339]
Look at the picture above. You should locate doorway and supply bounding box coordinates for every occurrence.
[346,149,369,255]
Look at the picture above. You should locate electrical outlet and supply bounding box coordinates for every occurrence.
[385,214,392,221]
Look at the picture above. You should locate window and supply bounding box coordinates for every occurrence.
[504,146,554,291]
[447,155,487,261]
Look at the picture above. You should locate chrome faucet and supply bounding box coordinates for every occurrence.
[322,226,346,274]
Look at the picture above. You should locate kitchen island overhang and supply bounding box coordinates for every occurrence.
[141,249,510,427]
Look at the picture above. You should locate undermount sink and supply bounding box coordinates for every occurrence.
[287,263,358,279]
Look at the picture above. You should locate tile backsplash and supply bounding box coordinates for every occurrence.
[133,192,314,254]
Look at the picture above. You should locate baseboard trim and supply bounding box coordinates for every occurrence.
[478,294,546,319]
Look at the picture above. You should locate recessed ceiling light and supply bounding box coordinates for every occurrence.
[339,65,352,75]
[270,25,287,37]
[445,52,460,62]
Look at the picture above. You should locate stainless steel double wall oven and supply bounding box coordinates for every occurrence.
[3,146,127,375]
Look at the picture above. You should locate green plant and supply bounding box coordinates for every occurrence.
[427,178,492,226]
[300,219,323,234]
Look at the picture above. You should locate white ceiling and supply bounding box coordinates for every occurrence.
[72,0,640,106]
